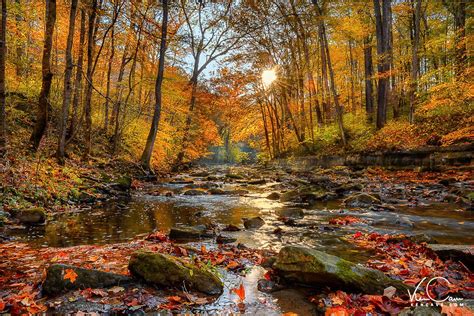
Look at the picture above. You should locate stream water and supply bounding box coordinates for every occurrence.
[6,165,474,314]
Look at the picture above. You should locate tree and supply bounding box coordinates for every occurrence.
[174,0,244,168]
[408,0,422,124]
[30,0,56,151]
[0,0,6,156]
[141,0,169,170]
[57,0,78,163]
[442,0,467,78]
[373,0,392,129]
[364,36,374,123]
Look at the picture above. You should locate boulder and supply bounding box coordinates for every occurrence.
[280,189,326,204]
[343,193,381,207]
[428,244,474,270]
[274,246,409,294]
[15,207,46,224]
[115,176,132,191]
[43,264,132,296]
[248,179,266,185]
[243,216,265,229]
[190,171,210,177]
[183,189,208,196]
[266,192,281,200]
[277,208,304,219]
[169,225,214,241]
[208,188,226,195]
[226,173,244,180]
[395,216,415,228]
[128,251,223,295]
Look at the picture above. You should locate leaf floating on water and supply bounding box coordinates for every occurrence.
[231,283,245,302]
[63,269,78,283]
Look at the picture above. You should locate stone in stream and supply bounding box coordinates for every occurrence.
[274,246,409,294]
[395,216,415,228]
[266,192,281,200]
[243,216,265,229]
[276,208,304,219]
[222,224,241,231]
[43,264,133,296]
[428,244,474,270]
[128,251,223,295]
[169,225,214,240]
[15,207,46,224]
[114,175,132,191]
[343,193,381,207]
[208,188,226,195]
[225,173,244,180]
[248,179,266,185]
[183,189,208,196]
[190,171,210,177]
[279,189,326,204]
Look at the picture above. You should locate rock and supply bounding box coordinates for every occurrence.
[443,194,461,203]
[243,216,265,229]
[280,189,326,204]
[226,173,244,180]
[170,179,194,184]
[266,192,281,200]
[274,246,409,294]
[216,235,237,244]
[183,189,208,196]
[115,176,132,191]
[428,244,474,270]
[343,193,381,207]
[277,208,304,219]
[169,226,214,241]
[368,204,396,212]
[335,183,363,195]
[248,179,266,185]
[190,171,210,177]
[257,279,285,293]
[128,251,223,295]
[395,216,415,228]
[399,306,442,316]
[228,189,249,195]
[222,224,241,231]
[261,256,277,269]
[15,207,46,224]
[43,264,132,296]
[208,188,226,195]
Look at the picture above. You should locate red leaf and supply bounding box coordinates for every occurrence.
[353,231,362,239]
[231,283,245,302]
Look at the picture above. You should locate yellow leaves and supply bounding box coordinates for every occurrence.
[63,268,78,283]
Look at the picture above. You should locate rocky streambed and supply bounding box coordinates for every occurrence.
[0,164,473,314]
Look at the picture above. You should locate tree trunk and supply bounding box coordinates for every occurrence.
[104,23,115,132]
[84,0,98,157]
[67,8,86,143]
[140,0,168,170]
[57,0,78,163]
[364,36,374,123]
[14,0,24,78]
[0,0,6,155]
[30,0,56,151]
[374,0,392,129]
[409,0,421,123]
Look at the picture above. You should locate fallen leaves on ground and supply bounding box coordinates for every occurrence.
[328,216,364,225]
[63,268,78,283]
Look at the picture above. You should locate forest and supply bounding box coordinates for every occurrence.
[0,0,472,315]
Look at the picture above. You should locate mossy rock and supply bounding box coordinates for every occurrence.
[43,264,133,296]
[276,208,304,219]
[343,193,381,207]
[243,216,265,229]
[116,176,132,191]
[169,225,214,241]
[128,251,223,295]
[225,173,244,179]
[266,192,281,200]
[15,207,46,224]
[274,246,409,294]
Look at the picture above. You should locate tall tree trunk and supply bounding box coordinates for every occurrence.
[68,8,86,142]
[374,0,392,129]
[104,24,115,132]
[14,0,24,78]
[84,0,98,157]
[140,0,168,170]
[409,0,421,124]
[0,0,6,155]
[57,0,78,163]
[364,36,374,123]
[30,0,56,151]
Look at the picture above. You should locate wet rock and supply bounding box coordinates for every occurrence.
[164,191,173,197]
[183,189,208,196]
[368,204,396,212]
[274,246,409,294]
[309,175,331,185]
[222,224,241,231]
[248,179,266,185]
[261,256,277,269]
[343,193,381,207]
[226,173,244,180]
[280,189,326,204]
[129,251,223,295]
[115,175,132,191]
[266,192,281,200]
[277,208,304,219]
[257,279,285,293]
[208,188,226,195]
[216,235,236,244]
[170,179,194,184]
[190,171,210,177]
[43,264,133,296]
[335,183,363,195]
[228,189,249,195]
[439,178,456,186]
[443,194,461,203]
[15,207,46,224]
[395,216,415,228]
[243,216,265,229]
[428,244,474,270]
[169,225,214,240]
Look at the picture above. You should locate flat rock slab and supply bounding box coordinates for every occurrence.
[43,264,133,296]
[169,226,214,241]
[129,251,223,295]
[274,246,409,294]
[428,244,474,270]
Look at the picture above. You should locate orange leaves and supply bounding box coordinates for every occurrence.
[231,283,245,302]
[145,231,168,242]
[63,268,78,283]
[329,216,363,225]
[325,306,350,316]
